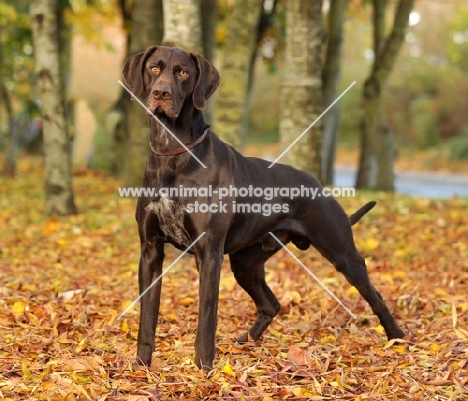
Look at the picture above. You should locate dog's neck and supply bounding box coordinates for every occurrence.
[149,105,207,154]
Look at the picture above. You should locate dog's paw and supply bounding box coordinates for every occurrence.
[235,331,255,344]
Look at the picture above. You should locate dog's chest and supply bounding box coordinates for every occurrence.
[145,196,191,246]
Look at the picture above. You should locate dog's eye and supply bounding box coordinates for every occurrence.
[178,70,188,77]
[150,66,160,73]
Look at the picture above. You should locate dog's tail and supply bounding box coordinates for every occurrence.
[349,201,377,226]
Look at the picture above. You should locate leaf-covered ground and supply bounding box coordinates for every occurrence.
[1,157,467,400]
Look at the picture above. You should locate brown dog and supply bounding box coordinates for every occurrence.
[122,46,404,369]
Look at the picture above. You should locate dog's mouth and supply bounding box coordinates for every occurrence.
[146,100,179,120]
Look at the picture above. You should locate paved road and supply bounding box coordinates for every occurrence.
[335,166,468,199]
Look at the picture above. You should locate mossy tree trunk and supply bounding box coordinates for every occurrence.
[279,0,323,176]
[162,0,203,52]
[123,0,163,187]
[30,0,77,215]
[214,0,263,149]
[321,0,347,185]
[357,0,415,191]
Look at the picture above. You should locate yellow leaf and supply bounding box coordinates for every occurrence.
[375,325,385,334]
[320,334,336,344]
[394,345,406,354]
[452,302,458,328]
[346,286,359,297]
[277,261,286,268]
[393,271,407,279]
[166,313,178,322]
[178,297,195,305]
[120,300,134,313]
[364,238,379,250]
[293,387,314,396]
[11,301,26,316]
[384,338,406,349]
[42,381,56,390]
[75,338,86,354]
[291,290,302,303]
[268,328,282,337]
[313,376,322,394]
[22,360,32,380]
[221,363,236,377]
[381,273,394,285]
[383,338,406,354]
[429,343,439,353]
[56,238,68,246]
[121,320,129,332]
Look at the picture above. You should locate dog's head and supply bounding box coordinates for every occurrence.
[122,46,220,120]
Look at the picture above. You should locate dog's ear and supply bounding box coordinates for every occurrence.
[122,46,159,98]
[191,53,220,110]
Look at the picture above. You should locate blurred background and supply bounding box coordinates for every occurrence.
[1,0,468,212]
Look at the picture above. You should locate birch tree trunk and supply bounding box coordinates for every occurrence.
[214,0,263,149]
[279,0,323,176]
[321,0,347,184]
[30,0,76,215]
[162,0,203,52]
[357,0,415,191]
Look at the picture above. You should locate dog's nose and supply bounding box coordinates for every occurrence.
[153,85,172,100]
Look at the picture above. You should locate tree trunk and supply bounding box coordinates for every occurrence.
[240,0,278,149]
[200,0,216,61]
[162,0,203,52]
[0,36,16,177]
[1,83,16,177]
[358,0,415,191]
[356,0,386,188]
[30,0,76,215]
[356,124,377,188]
[321,0,347,185]
[200,0,217,123]
[279,0,323,176]
[124,0,164,187]
[214,0,263,149]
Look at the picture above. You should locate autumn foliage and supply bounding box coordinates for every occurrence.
[0,158,467,400]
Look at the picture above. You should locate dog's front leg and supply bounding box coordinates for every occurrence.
[136,239,164,366]
[193,244,223,369]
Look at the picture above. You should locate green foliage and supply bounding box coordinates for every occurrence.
[445,1,468,69]
[449,127,468,161]
[89,117,116,171]
[410,96,440,149]
[65,0,120,48]
[247,61,281,143]
[338,86,363,144]
[0,1,34,99]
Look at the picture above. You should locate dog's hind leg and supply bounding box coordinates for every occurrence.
[229,243,280,343]
[333,251,404,339]
[305,202,404,340]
